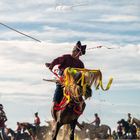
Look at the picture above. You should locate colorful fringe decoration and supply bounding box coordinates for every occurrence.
[63,67,113,103]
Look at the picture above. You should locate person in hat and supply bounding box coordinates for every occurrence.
[90,113,101,127]
[45,41,87,121]
[34,112,41,127]
[0,104,8,140]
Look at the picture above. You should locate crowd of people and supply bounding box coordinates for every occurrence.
[112,113,139,139]
[0,41,139,139]
[0,105,42,140]
[0,103,140,140]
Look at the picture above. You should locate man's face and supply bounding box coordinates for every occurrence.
[72,47,82,58]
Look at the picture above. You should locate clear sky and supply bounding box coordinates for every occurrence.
[0,0,140,131]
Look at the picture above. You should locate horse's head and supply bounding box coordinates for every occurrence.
[63,68,93,100]
[118,119,125,124]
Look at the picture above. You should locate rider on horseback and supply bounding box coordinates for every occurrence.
[34,112,41,127]
[90,113,101,128]
[45,41,87,121]
[127,113,132,124]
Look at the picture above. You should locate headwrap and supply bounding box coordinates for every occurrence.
[73,41,87,55]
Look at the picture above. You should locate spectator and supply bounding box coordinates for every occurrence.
[112,130,118,140]
[0,104,8,140]
[117,122,123,139]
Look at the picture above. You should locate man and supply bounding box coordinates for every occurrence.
[0,104,8,140]
[117,122,123,139]
[45,41,87,120]
[127,113,132,124]
[90,113,101,127]
[20,122,36,140]
[34,112,41,127]
[15,122,22,140]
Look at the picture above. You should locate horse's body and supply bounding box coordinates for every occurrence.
[50,67,113,140]
[52,100,86,140]
[79,121,111,139]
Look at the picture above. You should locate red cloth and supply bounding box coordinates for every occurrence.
[49,54,84,72]
[34,116,40,125]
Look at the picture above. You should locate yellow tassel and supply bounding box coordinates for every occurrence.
[100,77,113,91]
[63,67,113,101]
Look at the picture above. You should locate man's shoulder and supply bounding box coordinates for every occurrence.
[62,54,71,57]
[60,54,73,59]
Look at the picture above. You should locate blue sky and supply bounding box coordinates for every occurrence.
[0,0,140,131]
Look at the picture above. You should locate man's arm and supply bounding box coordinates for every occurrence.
[45,55,65,71]
[90,120,95,124]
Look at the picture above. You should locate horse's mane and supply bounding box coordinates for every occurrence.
[63,67,113,101]
[63,68,83,101]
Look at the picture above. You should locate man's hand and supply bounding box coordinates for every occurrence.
[45,63,51,67]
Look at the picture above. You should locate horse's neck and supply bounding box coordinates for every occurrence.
[84,123,96,130]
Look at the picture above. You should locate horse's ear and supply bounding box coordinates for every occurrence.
[117,121,120,124]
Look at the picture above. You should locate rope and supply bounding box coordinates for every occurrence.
[87,45,120,50]
[0,22,41,42]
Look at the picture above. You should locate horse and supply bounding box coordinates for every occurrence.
[5,128,32,140]
[50,67,113,140]
[19,122,49,140]
[132,118,140,138]
[79,121,111,139]
[52,97,86,140]
[118,119,137,139]
[0,127,10,140]
[132,117,140,128]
